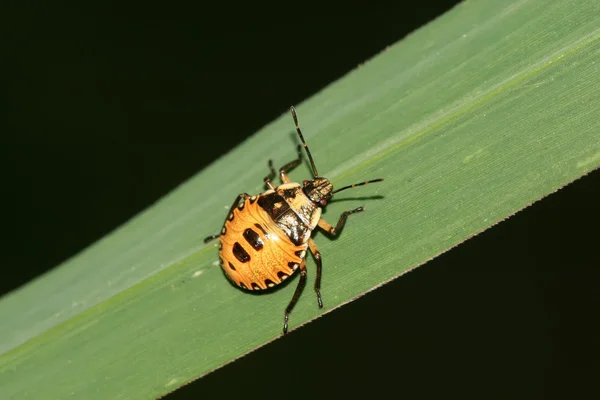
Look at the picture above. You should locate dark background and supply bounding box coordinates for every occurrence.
[2,1,599,399]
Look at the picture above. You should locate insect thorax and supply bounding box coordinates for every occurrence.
[257,183,322,245]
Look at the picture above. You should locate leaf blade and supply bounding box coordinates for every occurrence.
[2,0,600,398]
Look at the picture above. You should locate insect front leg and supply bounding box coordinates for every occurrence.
[317,206,365,236]
[279,144,303,183]
[308,238,323,308]
[203,193,250,243]
[264,160,276,189]
[283,259,307,335]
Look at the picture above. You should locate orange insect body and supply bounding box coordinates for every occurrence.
[219,183,318,290]
[205,106,383,335]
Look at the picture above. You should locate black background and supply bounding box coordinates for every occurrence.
[2,1,599,399]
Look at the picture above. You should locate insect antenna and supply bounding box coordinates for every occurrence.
[290,106,319,177]
[332,178,384,194]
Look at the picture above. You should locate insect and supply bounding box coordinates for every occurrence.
[204,106,383,334]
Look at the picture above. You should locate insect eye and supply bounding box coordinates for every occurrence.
[303,180,310,186]
[320,199,327,206]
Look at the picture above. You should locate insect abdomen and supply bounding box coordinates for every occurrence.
[219,197,307,290]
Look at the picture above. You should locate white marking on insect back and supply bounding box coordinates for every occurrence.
[277,182,301,190]
[309,207,322,229]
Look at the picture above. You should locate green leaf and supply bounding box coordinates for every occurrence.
[2,0,600,398]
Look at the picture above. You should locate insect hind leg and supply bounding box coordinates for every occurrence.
[283,259,307,335]
[308,238,323,308]
[203,234,220,243]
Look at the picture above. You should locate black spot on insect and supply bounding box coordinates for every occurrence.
[288,262,298,271]
[240,282,247,289]
[250,196,258,204]
[265,279,275,287]
[237,202,245,210]
[295,250,305,258]
[228,213,234,221]
[283,188,297,199]
[243,228,264,251]
[258,193,289,220]
[221,226,227,235]
[251,282,261,290]
[219,256,224,266]
[218,242,223,250]
[277,271,289,280]
[233,242,251,263]
[254,223,268,236]
[228,262,236,271]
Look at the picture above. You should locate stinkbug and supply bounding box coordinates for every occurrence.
[204,106,383,334]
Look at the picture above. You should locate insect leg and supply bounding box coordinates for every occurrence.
[204,193,250,243]
[317,206,365,236]
[203,234,220,243]
[307,238,323,308]
[279,144,303,183]
[283,259,307,335]
[264,159,276,189]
